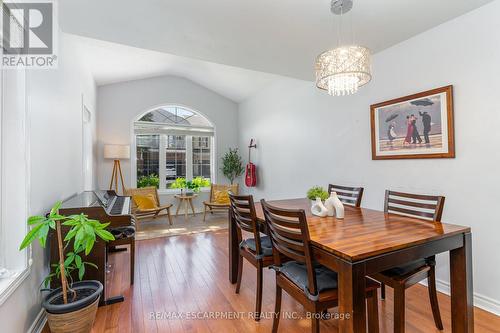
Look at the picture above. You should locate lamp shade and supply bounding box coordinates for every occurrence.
[104,144,130,160]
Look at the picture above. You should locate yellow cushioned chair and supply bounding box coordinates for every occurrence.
[203,184,238,221]
[133,194,157,210]
[125,187,173,228]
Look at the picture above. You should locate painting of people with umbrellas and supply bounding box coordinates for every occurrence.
[370,86,455,159]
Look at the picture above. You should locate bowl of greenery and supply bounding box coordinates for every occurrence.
[307,186,329,203]
[170,177,211,195]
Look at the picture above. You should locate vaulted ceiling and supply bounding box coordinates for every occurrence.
[71,35,281,102]
[60,0,494,82]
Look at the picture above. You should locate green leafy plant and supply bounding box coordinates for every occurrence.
[169,177,187,190]
[19,202,115,304]
[169,176,210,192]
[221,148,244,184]
[137,174,160,188]
[192,176,211,188]
[307,186,329,201]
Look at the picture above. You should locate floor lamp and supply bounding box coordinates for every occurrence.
[104,144,130,194]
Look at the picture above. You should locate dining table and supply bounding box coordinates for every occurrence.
[227,198,474,333]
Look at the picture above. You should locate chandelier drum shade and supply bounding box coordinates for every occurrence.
[315,0,372,96]
[315,45,371,96]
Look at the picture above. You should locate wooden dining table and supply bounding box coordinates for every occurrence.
[228,198,474,333]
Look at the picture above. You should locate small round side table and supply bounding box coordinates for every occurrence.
[174,193,198,219]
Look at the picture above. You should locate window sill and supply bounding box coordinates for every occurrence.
[0,265,31,306]
[157,187,211,195]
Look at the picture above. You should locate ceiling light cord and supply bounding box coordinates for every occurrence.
[350,4,355,45]
[337,5,343,47]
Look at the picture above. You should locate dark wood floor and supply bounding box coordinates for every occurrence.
[45,228,500,332]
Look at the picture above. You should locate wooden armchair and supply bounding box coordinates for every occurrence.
[203,184,239,221]
[125,187,173,227]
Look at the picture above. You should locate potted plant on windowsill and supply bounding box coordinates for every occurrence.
[170,177,210,196]
[19,202,115,333]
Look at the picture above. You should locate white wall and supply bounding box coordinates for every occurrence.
[0,32,97,332]
[97,75,239,211]
[238,0,500,314]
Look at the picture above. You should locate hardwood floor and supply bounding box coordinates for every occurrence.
[45,227,500,333]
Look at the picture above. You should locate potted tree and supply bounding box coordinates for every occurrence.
[19,202,115,333]
[221,148,244,184]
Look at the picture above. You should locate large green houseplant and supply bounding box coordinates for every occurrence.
[20,202,114,333]
[221,148,244,184]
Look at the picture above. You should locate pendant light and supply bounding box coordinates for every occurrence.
[315,0,372,96]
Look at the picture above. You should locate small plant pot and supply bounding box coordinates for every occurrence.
[42,280,103,333]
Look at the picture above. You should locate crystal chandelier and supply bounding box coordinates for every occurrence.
[315,0,372,96]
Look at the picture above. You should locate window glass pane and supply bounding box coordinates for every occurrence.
[138,107,211,127]
[136,135,160,188]
[192,136,211,181]
[165,135,186,186]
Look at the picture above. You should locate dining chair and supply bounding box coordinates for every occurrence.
[327,184,364,207]
[370,190,445,333]
[230,193,273,321]
[261,199,380,333]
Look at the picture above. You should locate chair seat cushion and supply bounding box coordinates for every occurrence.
[109,226,136,239]
[280,261,338,293]
[241,235,273,256]
[382,259,428,276]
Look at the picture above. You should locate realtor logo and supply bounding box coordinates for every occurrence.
[2,0,57,68]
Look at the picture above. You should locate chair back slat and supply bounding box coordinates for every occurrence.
[384,190,445,222]
[261,200,319,295]
[270,239,307,262]
[229,193,263,254]
[328,184,364,207]
[267,227,305,251]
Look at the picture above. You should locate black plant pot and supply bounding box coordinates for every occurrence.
[42,280,103,314]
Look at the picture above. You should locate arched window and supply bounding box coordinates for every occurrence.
[134,106,214,189]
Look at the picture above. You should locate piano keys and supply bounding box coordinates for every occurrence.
[49,190,135,305]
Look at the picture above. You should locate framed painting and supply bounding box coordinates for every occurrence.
[370,85,455,160]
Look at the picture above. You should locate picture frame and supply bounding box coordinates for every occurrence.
[370,85,455,160]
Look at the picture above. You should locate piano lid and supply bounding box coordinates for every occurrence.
[60,191,102,209]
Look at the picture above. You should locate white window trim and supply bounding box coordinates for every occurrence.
[154,134,215,190]
[0,59,32,306]
[131,105,217,189]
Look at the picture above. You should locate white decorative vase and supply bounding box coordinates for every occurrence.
[325,192,345,219]
[311,197,328,217]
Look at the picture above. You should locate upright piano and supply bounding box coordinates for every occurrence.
[49,190,135,305]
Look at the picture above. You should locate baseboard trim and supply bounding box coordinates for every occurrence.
[420,279,500,316]
[27,308,46,333]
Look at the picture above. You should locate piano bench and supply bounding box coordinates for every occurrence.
[107,233,135,285]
